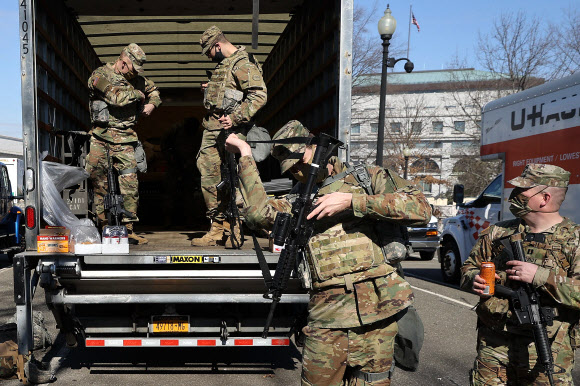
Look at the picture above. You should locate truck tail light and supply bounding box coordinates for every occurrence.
[25,206,36,229]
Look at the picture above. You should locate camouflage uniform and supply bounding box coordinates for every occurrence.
[197,26,267,224]
[460,164,580,386]
[237,121,431,385]
[86,43,161,226]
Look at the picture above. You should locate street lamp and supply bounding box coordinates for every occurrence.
[403,147,411,180]
[375,5,415,167]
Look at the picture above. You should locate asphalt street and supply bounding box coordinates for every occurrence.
[1,253,579,385]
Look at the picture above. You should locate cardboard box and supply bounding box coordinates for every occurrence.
[74,243,102,255]
[37,227,71,253]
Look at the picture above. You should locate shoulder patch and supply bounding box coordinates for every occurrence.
[92,76,100,87]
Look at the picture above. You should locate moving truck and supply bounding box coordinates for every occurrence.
[439,72,580,283]
[15,0,354,360]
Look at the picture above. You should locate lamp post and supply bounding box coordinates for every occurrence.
[375,5,415,167]
[403,147,411,180]
[376,5,396,167]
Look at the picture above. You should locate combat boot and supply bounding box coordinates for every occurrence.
[223,220,243,249]
[191,221,225,247]
[126,223,149,245]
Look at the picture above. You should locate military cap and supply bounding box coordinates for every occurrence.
[122,43,146,73]
[271,120,310,174]
[200,26,224,56]
[508,163,570,188]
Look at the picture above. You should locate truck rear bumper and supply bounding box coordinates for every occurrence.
[86,337,291,347]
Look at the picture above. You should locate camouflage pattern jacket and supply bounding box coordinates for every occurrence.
[203,46,267,131]
[460,218,580,338]
[88,62,162,143]
[238,155,431,328]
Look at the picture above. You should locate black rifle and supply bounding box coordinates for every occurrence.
[217,129,244,248]
[103,150,136,226]
[262,133,343,338]
[495,233,555,386]
[208,69,245,248]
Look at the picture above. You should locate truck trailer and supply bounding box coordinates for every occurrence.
[15,0,354,367]
[439,71,580,283]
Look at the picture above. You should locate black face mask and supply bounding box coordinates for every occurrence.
[212,47,225,63]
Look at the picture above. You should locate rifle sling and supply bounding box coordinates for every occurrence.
[252,232,273,289]
[119,168,137,175]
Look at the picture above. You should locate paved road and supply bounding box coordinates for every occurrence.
[1,254,579,385]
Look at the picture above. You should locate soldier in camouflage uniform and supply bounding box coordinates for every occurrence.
[86,43,161,244]
[460,164,580,385]
[192,26,267,247]
[225,121,431,385]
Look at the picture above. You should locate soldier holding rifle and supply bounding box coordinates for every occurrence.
[225,121,431,386]
[193,26,267,247]
[461,164,580,385]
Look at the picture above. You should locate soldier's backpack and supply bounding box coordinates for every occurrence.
[0,323,19,380]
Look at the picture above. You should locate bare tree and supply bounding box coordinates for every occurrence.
[550,7,580,78]
[452,157,502,198]
[477,11,551,90]
[352,3,406,110]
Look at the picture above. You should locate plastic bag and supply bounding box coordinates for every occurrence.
[40,161,100,244]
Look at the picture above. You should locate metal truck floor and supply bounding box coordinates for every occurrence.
[130,230,269,252]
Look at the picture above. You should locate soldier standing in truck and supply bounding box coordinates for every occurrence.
[191,26,267,247]
[86,43,161,245]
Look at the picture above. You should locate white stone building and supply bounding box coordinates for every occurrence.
[350,68,512,200]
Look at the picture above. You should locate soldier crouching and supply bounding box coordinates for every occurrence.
[225,121,432,385]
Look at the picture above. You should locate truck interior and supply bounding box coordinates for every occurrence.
[35,0,342,248]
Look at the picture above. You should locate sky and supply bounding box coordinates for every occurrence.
[0,0,575,139]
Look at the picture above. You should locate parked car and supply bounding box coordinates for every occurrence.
[408,215,439,260]
[0,161,24,262]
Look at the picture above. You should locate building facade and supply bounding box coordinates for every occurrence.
[350,68,511,200]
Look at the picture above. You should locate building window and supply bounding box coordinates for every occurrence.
[475,120,482,129]
[370,123,379,133]
[390,122,401,133]
[411,122,422,134]
[432,121,443,132]
[418,181,432,193]
[433,141,442,148]
[454,121,465,132]
[451,140,477,148]
[351,123,360,134]
[350,143,360,151]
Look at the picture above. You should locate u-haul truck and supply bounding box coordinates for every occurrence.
[440,72,580,283]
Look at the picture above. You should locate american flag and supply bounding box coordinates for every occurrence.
[412,12,420,32]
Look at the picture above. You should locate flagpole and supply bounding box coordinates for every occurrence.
[407,4,412,58]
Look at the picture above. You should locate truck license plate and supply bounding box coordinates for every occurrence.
[151,316,189,333]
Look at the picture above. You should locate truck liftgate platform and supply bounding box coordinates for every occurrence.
[14,236,309,355]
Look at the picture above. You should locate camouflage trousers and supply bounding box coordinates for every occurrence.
[301,318,397,386]
[86,135,139,224]
[196,127,247,222]
[471,325,574,385]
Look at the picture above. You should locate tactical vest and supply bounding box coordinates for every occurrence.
[203,48,263,115]
[478,219,580,330]
[294,162,409,290]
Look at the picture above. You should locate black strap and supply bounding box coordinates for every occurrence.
[252,232,273,289]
